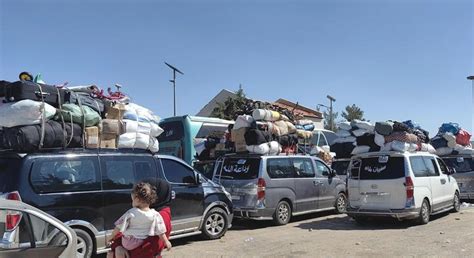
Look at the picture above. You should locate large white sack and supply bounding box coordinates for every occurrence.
[381,142,393,152]
[459,148,474,155]
[420,143,436,154]
[252,109,272,121]
[333,136,356,144]
[122,119,164,137]
[351,146,370,155]
[391,141,418,152]
[234,115,254,130]
[351,119,375,132]
[123,103,160,124]
[352,128,371,137]
[118,132,159,152]
[268,141,281,155]
[0,100,56,128]
[247,143,270,155]
[436,147,453,156]
[337,121,352,131]
[374,132,385,147]
[442,133,457,148]
[336,130,351,138]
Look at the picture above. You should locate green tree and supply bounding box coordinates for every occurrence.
[210,87,247,120]
[341,104,364,122]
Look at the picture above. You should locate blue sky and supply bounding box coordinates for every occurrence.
[1,0,472,137]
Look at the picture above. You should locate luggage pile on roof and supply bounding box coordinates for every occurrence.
[431,123,473,156]
[194,107,328,159]
[0,72,163,153]
[331,119,435,158]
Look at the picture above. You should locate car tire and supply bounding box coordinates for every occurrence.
[417,199,430,225]
[335,193,347,214]
[74,228,94,258]
[273,200,291,226]
[451,192,461,213]
[201,207,229,240]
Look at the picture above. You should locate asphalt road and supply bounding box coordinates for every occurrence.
[166,204,474,257]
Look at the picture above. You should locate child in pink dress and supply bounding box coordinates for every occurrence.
[107,182,172,258]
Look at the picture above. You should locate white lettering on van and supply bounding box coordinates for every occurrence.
[364,165,387,173]
[224,164,250,174]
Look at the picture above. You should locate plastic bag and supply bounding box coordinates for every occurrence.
[0,100,56,127]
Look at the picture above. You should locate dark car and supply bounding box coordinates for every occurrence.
[441,154,474,201]
[0,149,233,257]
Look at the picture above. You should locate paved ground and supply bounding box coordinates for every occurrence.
[166,203,474,257]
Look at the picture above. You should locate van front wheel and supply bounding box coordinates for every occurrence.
[451,192,461,212]
[273,201,291,226]
[201,207,229,240]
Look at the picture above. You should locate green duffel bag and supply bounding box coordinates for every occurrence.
[55,104,101,127]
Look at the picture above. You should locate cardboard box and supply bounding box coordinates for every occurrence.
[100,133,117,149]
[105,103,127,120]
[231,128,247,145]
[215,143,226,151]
[102,119,123,135]
[85,127,99,148]
[235,143,247,153]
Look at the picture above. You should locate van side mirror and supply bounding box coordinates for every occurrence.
[448,168,456,175]
[195,173,202,185]
[323,169,337,177]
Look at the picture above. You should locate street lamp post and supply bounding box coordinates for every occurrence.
[165,62,184,116]
[467,76,474,134]
[317,103,331,130]
[327,95,336,131]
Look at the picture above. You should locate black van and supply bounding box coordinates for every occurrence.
[0,149,233,257]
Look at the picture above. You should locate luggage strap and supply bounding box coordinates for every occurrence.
[74,92,87,148]
[34,83,46,149]
[55,87,68,148]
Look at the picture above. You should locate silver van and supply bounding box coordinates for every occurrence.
[441,154,474,201]
[213,154,347,225]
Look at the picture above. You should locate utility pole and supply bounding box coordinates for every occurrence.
[467,76,474,134]
[327,95,336,131]
[165,62,184,116]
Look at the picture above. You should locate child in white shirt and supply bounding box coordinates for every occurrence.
[107,182,172,258]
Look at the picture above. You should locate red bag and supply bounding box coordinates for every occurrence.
[111,207,172,258]
[456,129,471,146]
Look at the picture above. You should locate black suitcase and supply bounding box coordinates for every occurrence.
[0,80,11,97]
[65,91,105,114]
[4,81,66,107]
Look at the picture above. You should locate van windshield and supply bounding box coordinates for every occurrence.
[158,121,184,142]
[332,160,350,176]
[442,157,474,173]
[216,157,261,180]
[358,156,405,180]
[0,158,21,193]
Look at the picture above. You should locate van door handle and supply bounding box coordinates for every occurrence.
[440,179,446,185]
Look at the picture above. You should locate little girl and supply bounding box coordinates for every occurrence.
[107,182,172,258]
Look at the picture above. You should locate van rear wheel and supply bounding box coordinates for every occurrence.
[335,193,347,214]
[417,199,430,225]
[273,201,291,226]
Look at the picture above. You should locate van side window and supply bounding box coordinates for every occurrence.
[410,157,428,177]
[436,158,448,175]
[292,158,315,178]
[424,157,439,176]
[315,160,330,177]
[161,159,196,184]
[103,160,134,190]
[318,133,328,147]
[31,158,100,193]
[267,158,294,178]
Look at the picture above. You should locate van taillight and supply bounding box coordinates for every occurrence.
[405,177,414,198]
[257,178,266,200]
[6,211,22,231]
[405,177,414,207]
[6,191,21,201]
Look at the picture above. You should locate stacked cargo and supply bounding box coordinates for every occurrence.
[331,119,435,158]
[431,123,473,156]
[0,74,163,153]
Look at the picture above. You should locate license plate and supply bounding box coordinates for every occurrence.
[231,195,241,200]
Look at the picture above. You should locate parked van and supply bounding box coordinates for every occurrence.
[441,154,474,200]
[0,149,233,257]
[347,151,460,224]
[213,154,347,225]
[158,115,234,166]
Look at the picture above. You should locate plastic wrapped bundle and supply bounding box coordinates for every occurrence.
[0,100,57,128]
[337,121,352,131]
[351,120,375,132]
[118,133,159,153]
[246,141,281,155]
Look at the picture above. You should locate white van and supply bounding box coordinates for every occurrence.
[347,151,460,224]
